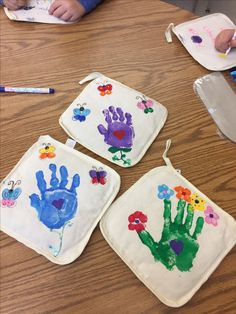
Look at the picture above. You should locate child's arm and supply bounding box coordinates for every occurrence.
[215,29,236,53]
[49,0,102,22]
[1,0,27,10]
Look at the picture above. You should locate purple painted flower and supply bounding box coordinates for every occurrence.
[98,106,135,149]
[204,206,219,226]
[157,184,174,200]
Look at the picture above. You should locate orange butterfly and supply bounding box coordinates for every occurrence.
[39,143,56,159]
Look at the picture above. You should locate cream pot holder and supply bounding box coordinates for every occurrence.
[100,140,236,307]
[165,13,236,71]
[59,72,168,167]
[0,135,120,264]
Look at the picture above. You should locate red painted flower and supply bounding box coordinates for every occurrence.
[128,211,147,232]
[174,186,191,202]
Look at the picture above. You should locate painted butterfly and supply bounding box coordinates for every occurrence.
[72,103,91,122]
[97,82,112,96]
[39,142,56,159]
[89,167,107,185]
[136,95,154,114]
[0,180,22,208]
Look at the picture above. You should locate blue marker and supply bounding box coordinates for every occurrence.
[0,86,55,94]
[230,70,236,76]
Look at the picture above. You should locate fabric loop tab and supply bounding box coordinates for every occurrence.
[162,139,173,167]
[65,138,76,149]
[79,72,103,85]
[165,23,174,43]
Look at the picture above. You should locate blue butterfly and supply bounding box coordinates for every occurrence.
[72,103,91,122]
[1,180,22,208]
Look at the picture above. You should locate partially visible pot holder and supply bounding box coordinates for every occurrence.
[100,140,236,307]
[59,72,168,167]
[0,135,120,264]
[165,13,236,71]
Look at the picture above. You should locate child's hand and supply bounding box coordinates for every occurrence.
[48,0,86,22]
[215,29,236,53]
[3,0,27,10]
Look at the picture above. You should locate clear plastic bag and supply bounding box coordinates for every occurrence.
[194,72,236,143]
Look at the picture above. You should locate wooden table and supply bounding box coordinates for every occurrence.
[1,1,236,313]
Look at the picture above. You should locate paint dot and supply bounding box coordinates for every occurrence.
[209,214,214,218]
[191,35,202,44]
[218,53,226,58]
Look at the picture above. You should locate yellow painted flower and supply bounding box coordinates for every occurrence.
[190,194,206,211]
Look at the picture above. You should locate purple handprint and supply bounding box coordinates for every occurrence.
[98,106,135,166]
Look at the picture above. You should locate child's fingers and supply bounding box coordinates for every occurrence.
[68,12,82,22]
[18,0,27,5]
[5,0,26,9]
[69,14,80,22]
[60,12,73,22]
[6,4,19,10]
[215,35,229,52]
[215,40,229,53]
[4,0,19,10]
[51,6,67,18]
[215,29,235,52]
[48,1,62,15]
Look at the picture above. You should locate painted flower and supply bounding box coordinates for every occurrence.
[190,193,206,211]
[157,184,174,200]
[174,186,191,202]
[128,211,147,232]
[204,206,219,226]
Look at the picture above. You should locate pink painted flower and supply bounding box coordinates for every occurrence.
[128,211,147,232]
[204,206,219,226]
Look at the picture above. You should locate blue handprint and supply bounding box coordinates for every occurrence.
[98,106,135,166]
[29,164,80,256]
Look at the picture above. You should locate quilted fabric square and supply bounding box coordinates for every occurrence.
[0,135,120,264]
[59,72,168,167]
[100,141,236,306]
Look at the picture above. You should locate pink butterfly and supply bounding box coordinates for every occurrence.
[136,95,154,114]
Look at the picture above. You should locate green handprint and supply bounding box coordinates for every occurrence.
[128,199,204,272]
